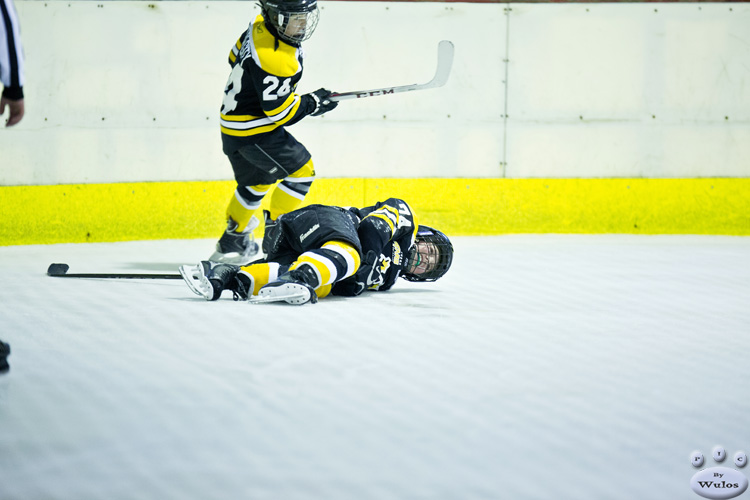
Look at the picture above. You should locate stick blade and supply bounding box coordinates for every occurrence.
[328,39,454,101]
[430,40,454,88]
[47,263,70,276]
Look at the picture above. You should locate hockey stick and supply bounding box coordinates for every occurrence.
[328,40,454,102]
[47,263,181,280]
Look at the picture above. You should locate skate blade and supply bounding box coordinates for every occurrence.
[209,243,260,266]
[179,264,213,300]
[249,283,313,305]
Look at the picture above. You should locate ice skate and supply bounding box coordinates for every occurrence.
[251,266,318,305]
[209,219,260,266]
[261,210,278,255]
[180,261,253,301]
[252,281,317,305]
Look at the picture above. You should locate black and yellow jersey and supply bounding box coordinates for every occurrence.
[332,198,420,295]
[220,15,315,140]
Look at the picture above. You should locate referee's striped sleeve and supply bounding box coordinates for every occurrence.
[1,0,25,99]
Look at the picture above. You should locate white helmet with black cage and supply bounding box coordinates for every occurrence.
[259,0,320,45]
[402,226,454,282]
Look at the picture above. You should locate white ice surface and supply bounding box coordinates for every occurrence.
[1,235,749,500]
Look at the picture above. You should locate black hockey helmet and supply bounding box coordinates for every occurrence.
[259,0,320,45]
[402,226,454,282]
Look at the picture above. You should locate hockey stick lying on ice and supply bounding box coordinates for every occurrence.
[47,263,181,280]
[328,40,454,102]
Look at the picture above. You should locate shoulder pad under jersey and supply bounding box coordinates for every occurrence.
[243,15,302,78]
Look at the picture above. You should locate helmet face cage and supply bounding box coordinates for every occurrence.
[402,226,454,282]
[262,0,319,44]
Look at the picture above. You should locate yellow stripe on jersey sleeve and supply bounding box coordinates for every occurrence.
[229,39,241,63]
[364,205,400,236]
[220,94,300,136]
[251,15,301,77]
[269,96,302,126]
[366,213,395,233]
[267,94,295,116]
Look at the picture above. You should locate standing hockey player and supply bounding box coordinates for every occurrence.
[180,198,454,305]
[211,0,338,265]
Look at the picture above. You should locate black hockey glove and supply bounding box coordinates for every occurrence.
[307,88,338,117]
[332,251,383,297]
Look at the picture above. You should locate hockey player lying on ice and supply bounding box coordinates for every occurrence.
[180,198,454,305]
